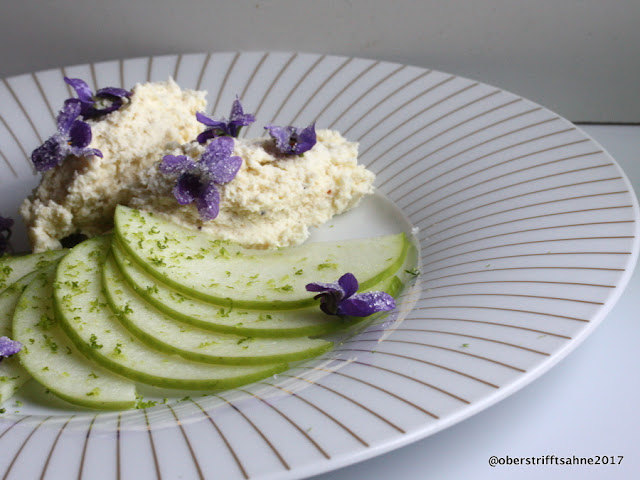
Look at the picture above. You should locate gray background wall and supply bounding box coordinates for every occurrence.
[1,0,638,122]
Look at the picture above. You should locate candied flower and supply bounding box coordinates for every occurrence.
[196,96,256,143]
[64,77,131,119]
[264,122,316,156]
[0,336,21,361]
[159,136,242,220]
[306,273,396,317]
[31,100,103,172]
[0,215,13,256]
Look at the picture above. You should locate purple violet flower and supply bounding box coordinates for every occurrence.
[306,273,396,317]
[31,99,103,172]
[159,136,242,220]
[0,336,21,361]
[64,77,131,119]
[264,122,317,156]
[0,215,13,256]
[196,96,256,144]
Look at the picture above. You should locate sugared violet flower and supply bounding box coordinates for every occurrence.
[196,96,255,143]
[0,216,13,256]
[159,136,242,220]
[64,77,131,119]
[306,273,395,317]
[31,100,103,172]
[0,336,21,361]
[265,123,316,156]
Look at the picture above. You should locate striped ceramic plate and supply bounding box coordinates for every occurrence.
[0,52,638,480]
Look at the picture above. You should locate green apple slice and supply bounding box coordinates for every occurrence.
[0,249,67,294]
[114,205,409,309]
[13,266,137,410]
[53,236,288,389]
[102,253,333,364]
[0,270,42,405]
[110,240,360,337]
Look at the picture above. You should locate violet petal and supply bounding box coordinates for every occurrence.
[199,136,235,168]
[96,86,131,98]
[199,137,242,184]
[209,155,242,184]
[196,112,229,142]
[227,97,256,136]
[196,112,225,128]
[85,98,123,117]
[163,129,241,221]
[305,279,344,295]
[338,291,396,317]
[196,98,255,141]
[67,120,92,148]
[196,129,217,145]
[91,148,104,158]
[159,155,195,175]
[64,77,94,104]
[0,336,22,358]
[68,145,103,159]
[173,173,200,205]
[293,122,317,155]
[337,272,359,299]
[264,124,294,154]
[31,135,64,172]
[196,112,229,144]
[229,97,253,124]
[307,272,396,317]
[57,99,83,133]
[195,181,220,221]
[198,137,242,184]
[64,77,130,119]
[265,123,316,156]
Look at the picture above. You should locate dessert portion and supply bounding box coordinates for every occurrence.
[21,79,206,252]
[21,79,374,252]
[131,129,374,249]
[0,76,414,411]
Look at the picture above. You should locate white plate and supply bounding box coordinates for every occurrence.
[0,52,638,480]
